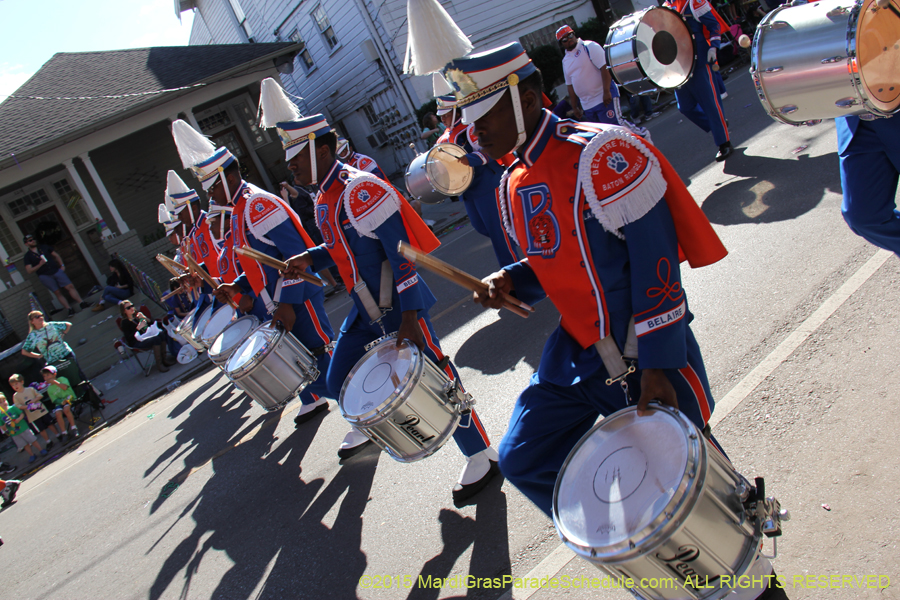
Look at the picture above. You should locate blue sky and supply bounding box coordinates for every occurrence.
[0,0,195,99]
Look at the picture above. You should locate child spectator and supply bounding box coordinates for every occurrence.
[9,374,62,450]
[41,366,79,442]
[0,392,44,463]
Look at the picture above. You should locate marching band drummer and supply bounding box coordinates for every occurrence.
[336,137,387,180]
[170,119,337,428]
[260,79,500,502]
[664,0,734,162]
[433,92,520,269]
[458,44,783,598]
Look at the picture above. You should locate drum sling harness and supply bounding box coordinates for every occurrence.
[593,317,639,386]
[353,261,394,334]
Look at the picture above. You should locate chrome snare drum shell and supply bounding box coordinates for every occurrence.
[405,143,473,204]
[224,323,320,411]
[208,315,259,369]
[174,306,206,353]
[339,336,463,463]
[605,7,695,95]
[191,304,214,349]
[553,405,760,599]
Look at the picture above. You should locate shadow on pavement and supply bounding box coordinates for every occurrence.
[148,408,380,600]
[454,306,558,375]
[702,149,841,225]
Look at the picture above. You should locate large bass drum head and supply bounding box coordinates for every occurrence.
[341,341,417,418]
[637,8,695,89]
[553,406,695,560]
[857,0,900,113]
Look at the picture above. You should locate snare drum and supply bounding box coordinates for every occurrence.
[224,323,320,411]
[198,305,236,348]
[191,304,214,349]
[751,0,900,125]
[605,7,695,95]
[174,306,205,353]
[208,315,259,369]
[553,405,764,599]
[340,335,471,462]
[405,143,473,204]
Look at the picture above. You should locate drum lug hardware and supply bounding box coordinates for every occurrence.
[820,56,846,64]
[735,480,751,502]
[763,66,783,73]
[763,20,789,30]
[780,105,799,115]
[628,540,636,550]
[835,97,858,108]
[688,469,696,478]
[664,511,673,520]
[689,432,698,440]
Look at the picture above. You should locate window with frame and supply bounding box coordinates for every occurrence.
[8,189,50,217]
[289,28,315,71]
[228,0,255,42]
[362,104,379,127]
[52,179,90,227]
[312,5,339,50]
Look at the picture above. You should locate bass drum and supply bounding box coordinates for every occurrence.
[751,0,900,125]
[605,7,695,95]
[405,143,473,204]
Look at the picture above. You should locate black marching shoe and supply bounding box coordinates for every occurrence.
[293,398,328,427]
[716,141,734,162]
[452,447,501,504]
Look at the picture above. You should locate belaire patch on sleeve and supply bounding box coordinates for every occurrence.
[244,193,289,243]
[578,128,667,235]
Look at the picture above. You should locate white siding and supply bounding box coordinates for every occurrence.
[190,0,247,44]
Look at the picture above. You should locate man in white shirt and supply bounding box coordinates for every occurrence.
[559,25,615,124]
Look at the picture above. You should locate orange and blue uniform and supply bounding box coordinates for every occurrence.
[230,181,335,406]
[495,110,727,515]
[345,152,386,180]
[307,161,492,458]
[438,120,519,268]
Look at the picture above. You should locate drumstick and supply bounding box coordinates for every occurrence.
[161,287,187,301]
[156,254,187,276]
[234,246,324,287]
[184,253,238,310]
[397,241,533,318]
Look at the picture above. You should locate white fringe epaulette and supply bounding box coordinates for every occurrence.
[497,168,520,247]
[243,192,289,246]
[343,172,401,239]
[577,127,666,238]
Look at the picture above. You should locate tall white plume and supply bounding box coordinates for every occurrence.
[157,204,171,224]
[403,0,473,75]
[259,78,302,128]
[171,120,216,169]
[165,170,191,195]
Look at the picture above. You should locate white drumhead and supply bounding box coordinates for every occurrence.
[211,317,258,357]
[635,7,694,89]
[342,342,414,416]
[201,306,236,343]
[192,305,213,338]
[225,327,271,374]
[554,407,689,550]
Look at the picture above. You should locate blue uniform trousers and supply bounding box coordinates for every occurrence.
[838,117,900,255]
[675,63,730,146]
[326,311,491,458]
[498,326,716,517]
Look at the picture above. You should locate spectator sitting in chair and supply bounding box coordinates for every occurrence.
[41,365,79,442]
[92,258,134,312]
[22,234,91,317]
[119,301,180,374]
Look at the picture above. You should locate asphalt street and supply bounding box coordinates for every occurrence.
[1,67,898,600]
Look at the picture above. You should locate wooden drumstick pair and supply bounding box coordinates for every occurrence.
[183,253,239,310]
[160,287,188,301]
[233,247,324,287]
[156,254,188,276]
[397,241,534,318]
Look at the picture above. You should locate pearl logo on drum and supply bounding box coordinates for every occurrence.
[656,545,717,584]
[395,415,436,444]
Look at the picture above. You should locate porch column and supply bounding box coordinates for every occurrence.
[63,159,113,239]
[0,242,24,286]
[78,152,129,234]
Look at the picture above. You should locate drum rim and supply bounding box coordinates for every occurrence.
[224,322,284,379]
[338,337,424,424]
[551,404,706,563]
[174,306,199,338]
[405,143,473,202]
[199,305,237,345]
[605,6,695,93]
[192,304,215,338]
[209,315,260,360]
